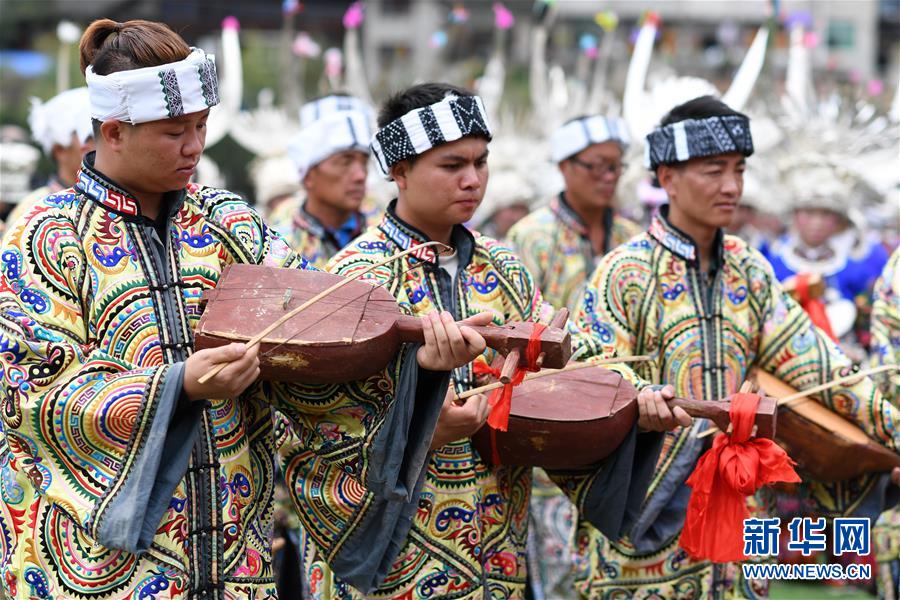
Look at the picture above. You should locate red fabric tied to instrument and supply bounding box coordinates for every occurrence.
[794,273,836,341]
[472,323,547,433]
[680,392,800,563]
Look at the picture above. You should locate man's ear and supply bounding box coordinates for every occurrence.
[50,143,65,164]
[391,160,411,191]
[656,165,678,199]
[302,168,315,193]
[99,120,129,152]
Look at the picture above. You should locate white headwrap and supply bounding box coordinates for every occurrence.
[28,87,93,155]
[85,47,219,124]
[287,110,372,180]
[550,115,630,163]
[300,94,374,128]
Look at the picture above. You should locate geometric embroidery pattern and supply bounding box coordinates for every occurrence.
[158,68,184,118]
[198,59,219,107]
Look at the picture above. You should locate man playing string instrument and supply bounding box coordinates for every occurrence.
[0,20,489,599]
[280,82,684,599]
[571,95,900,598]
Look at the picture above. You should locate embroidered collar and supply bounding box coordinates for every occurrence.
[379,199,475,270]
[75,152,185,220]
[551,193,614,249]
[649,204,724,269]
[294,200,364,250]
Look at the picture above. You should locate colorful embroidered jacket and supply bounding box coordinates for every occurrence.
[871,247,900,400]
[570,206,900,599]
[0,157,438,599]
[269,194,381,268]
[281,201,662,599]
[507,194,642,311]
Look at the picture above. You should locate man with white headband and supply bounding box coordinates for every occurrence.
[0,20,487,599]
[4,87,95,231]
[505,114,642,599]
[508,114,641,313]
[570,95,900,598]
[271,93,380,267]
[280,82,674,599]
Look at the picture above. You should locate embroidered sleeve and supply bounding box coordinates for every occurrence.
[749,247,899,452]
[0,203,194,553]
[570,242,654,390]
[870,249,900,399]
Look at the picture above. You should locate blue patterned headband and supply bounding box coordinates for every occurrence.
[644,115,753,170]
[370,94,492,178]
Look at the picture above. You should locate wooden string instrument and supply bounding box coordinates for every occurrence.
[469,358,777,469]
[752,368,900,482]
[194,263,571,384]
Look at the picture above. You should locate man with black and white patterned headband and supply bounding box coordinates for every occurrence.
[569,95,900,599]
[280,82,674,599]
[0,21,488,599]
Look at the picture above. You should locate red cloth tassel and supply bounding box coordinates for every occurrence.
[471,323,547,433]
[794,273,837,341]
[679,392,800,563]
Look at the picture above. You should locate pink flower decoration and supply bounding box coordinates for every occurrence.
[324,48,343,79]
[493,3,515,30]
[868,79,884,96]
[292,32,321,58]
[802,31,819,49]
[222,16,240,31]
[343,2,364,30]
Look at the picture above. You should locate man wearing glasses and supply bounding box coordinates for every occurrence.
[508,115,641,313]
[507,115,642,599]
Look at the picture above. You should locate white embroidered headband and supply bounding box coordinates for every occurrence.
[287,110,372,180]
[644,114,754,170]
[550,115,630,163]
[85,47,219,124]
[300,94,374,128]
[370,93,492,178]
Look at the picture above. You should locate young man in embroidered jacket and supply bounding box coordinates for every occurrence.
[269,93,381,268]
[0,21,488,599]
[280,82,680,599]
[571,95,900,599]
[507,115,641,313]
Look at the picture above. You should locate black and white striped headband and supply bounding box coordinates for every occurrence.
[644,114,754,170]
[370,94,492,178]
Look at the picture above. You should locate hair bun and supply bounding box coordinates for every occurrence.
[79,19,120,73]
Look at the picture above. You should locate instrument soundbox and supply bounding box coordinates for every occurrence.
[753,369,900,482]
[471,360,777,469]
[194,264,571,383]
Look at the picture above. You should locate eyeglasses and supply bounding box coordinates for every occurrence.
[569,156,627,178]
